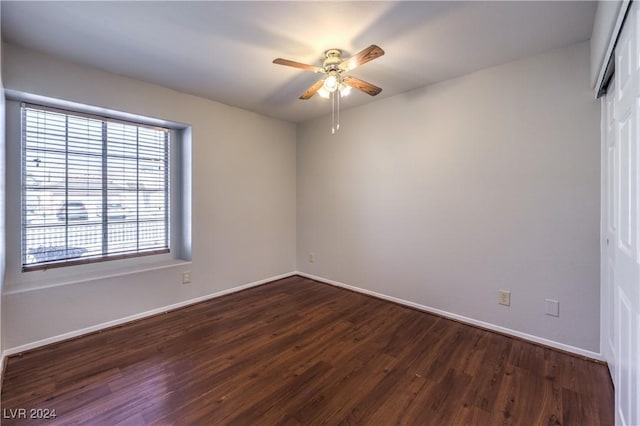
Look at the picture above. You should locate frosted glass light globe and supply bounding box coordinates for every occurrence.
[323,75,339,92]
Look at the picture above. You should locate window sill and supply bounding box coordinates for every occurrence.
[4,257,192,295]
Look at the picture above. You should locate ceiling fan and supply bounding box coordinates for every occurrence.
[273,45,385,100]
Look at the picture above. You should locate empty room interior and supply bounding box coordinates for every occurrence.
[0,0,638,424]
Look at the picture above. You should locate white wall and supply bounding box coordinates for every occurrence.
[1,40,601,356]
[0,2,6,364]
[2,43,297,350]
[297,41,601,353]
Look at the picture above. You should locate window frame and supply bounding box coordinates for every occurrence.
[20,102,171,272]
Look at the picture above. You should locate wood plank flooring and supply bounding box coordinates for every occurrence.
[1,276,613,425]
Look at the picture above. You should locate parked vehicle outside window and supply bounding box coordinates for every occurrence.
[97,203,127,220]
[57,201,89,222]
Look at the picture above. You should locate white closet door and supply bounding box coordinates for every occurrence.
[603,74,616,383]
[612,3,640,424]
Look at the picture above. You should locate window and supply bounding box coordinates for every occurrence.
[21,103,170,271]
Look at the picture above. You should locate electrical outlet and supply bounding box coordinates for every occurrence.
[309,253,315,263]
[498,290,511,306]
[182,271,191,284]
[545,299,559,317]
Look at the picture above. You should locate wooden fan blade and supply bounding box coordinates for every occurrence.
[273,58,323,73]
[342,76,382,96]
[299,80,324,100]
[340,45,385,71]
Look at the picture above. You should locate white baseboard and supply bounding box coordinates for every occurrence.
[296,271,603,361]
[2,271,297,357]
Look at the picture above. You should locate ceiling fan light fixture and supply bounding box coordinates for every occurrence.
[317,86,330,99]
[323,75,339,92]
[273,45,384,133]
[339,84,351,97]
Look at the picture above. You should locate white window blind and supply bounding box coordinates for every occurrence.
[21,103,170,271]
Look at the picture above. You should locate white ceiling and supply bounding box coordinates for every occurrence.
[2,1,596,123]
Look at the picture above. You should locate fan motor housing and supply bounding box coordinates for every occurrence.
[323,49,343,71]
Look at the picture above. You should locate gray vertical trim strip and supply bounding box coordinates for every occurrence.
[164,131,170,249]
[20,104,27,265]
[136,127,140,252]
[101,122,108,255]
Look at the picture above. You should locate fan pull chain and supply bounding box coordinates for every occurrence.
[331,91,335,134]
[337,90,340,131]
[330,90,341,134]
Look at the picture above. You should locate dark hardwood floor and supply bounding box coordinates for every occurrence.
[1,276,613,425]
